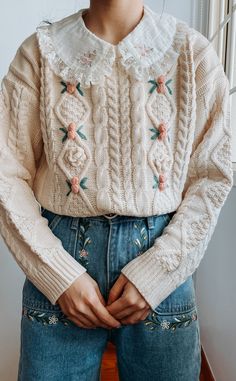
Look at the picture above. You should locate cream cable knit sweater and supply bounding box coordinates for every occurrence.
[0,4,233,311]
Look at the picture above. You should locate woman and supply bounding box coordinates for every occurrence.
[0,0,233,380]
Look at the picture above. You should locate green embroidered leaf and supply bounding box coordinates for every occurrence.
[153,174,159,188]
[165,79,172,85]
[61,88,67,94]
[80,177,88,189]
[77,128,87,140]
[166,84,172,95]
[66,190,71,196]
[66,179,71,188]
[60,81,67,87]
[62,135,67,143]
[59,127,67,133]
[77,83,84,96]
[148,80,157,85]
[149,85,157,94]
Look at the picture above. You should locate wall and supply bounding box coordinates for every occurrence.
[0,1,235,380]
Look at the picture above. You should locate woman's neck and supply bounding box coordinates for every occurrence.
[83,0,144,45]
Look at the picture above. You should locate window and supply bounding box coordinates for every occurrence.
[207,0,236,166]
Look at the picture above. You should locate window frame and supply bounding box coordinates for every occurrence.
[204,0,236,184]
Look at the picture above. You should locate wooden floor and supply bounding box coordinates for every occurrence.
[100,342,214,381]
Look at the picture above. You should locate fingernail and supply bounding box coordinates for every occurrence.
[116,325,121,328]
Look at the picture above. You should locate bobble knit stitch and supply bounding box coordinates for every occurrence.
[0,4,233,311]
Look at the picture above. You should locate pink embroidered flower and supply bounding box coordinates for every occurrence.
[66,83,77,94]
[71,176,79,193]
[158,122,167,140]
[67,122,76,140]
[80,249,89,257]
[157,75,166,94]
[159,174,165,191]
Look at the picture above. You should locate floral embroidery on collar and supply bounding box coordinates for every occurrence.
[36,4,186,87]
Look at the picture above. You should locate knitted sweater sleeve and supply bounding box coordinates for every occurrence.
[120,36,234,311]
[0,35,87,305]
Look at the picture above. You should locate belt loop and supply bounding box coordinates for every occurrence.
[146,215,155,229]
[70,217,80,230]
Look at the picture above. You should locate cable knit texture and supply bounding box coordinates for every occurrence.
[0,3,233,310]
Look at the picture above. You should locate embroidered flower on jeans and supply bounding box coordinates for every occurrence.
[144,309,198,331]
[160,320,170,330]
[133,221,148,255]
[78,220,92,267]
[64,146,87,169]
[48,315,59,324]
[22,307,73,326]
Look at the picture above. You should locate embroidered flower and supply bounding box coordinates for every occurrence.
[78,220,92,267]
[160,320,170,330]
[157,75,165,94]
[148,76,173,95]
[80,249,89,257]
[71,176,79,193]
[149,121,168,141]
[78,49,97,67]
[66,176,88,196]
[59,123,87,142]
[136,44,154,58]
[67,122,76,139]
[60,81,84,96]
[159,174,165,191]
[67,84,77,94]
[22,307,72,326]
[158,122,167,140]
[144,309,198,331]
[153,174,165,191]
[48,315,59,324]
[64,146,87,169]
[133,221,148,255]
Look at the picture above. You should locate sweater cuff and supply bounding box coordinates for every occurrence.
[120,246,177,311]
[31,247,87,305]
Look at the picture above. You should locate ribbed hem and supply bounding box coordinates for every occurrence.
[120,246,177,311]
[33,248,87,305]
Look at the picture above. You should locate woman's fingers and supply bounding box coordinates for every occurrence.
[120,306,151,325]
[91,301,121,328]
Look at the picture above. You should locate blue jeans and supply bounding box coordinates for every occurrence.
[17,208,201,381]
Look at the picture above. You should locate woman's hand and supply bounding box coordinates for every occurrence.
[57,272,121,329]
[106,274,151,325]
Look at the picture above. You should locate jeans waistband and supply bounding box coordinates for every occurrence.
[103,213,156,228]
[41,207,175,229]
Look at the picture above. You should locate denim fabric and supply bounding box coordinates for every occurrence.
[17,208,201,381]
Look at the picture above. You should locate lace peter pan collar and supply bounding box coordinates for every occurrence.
[36,3,186,87]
